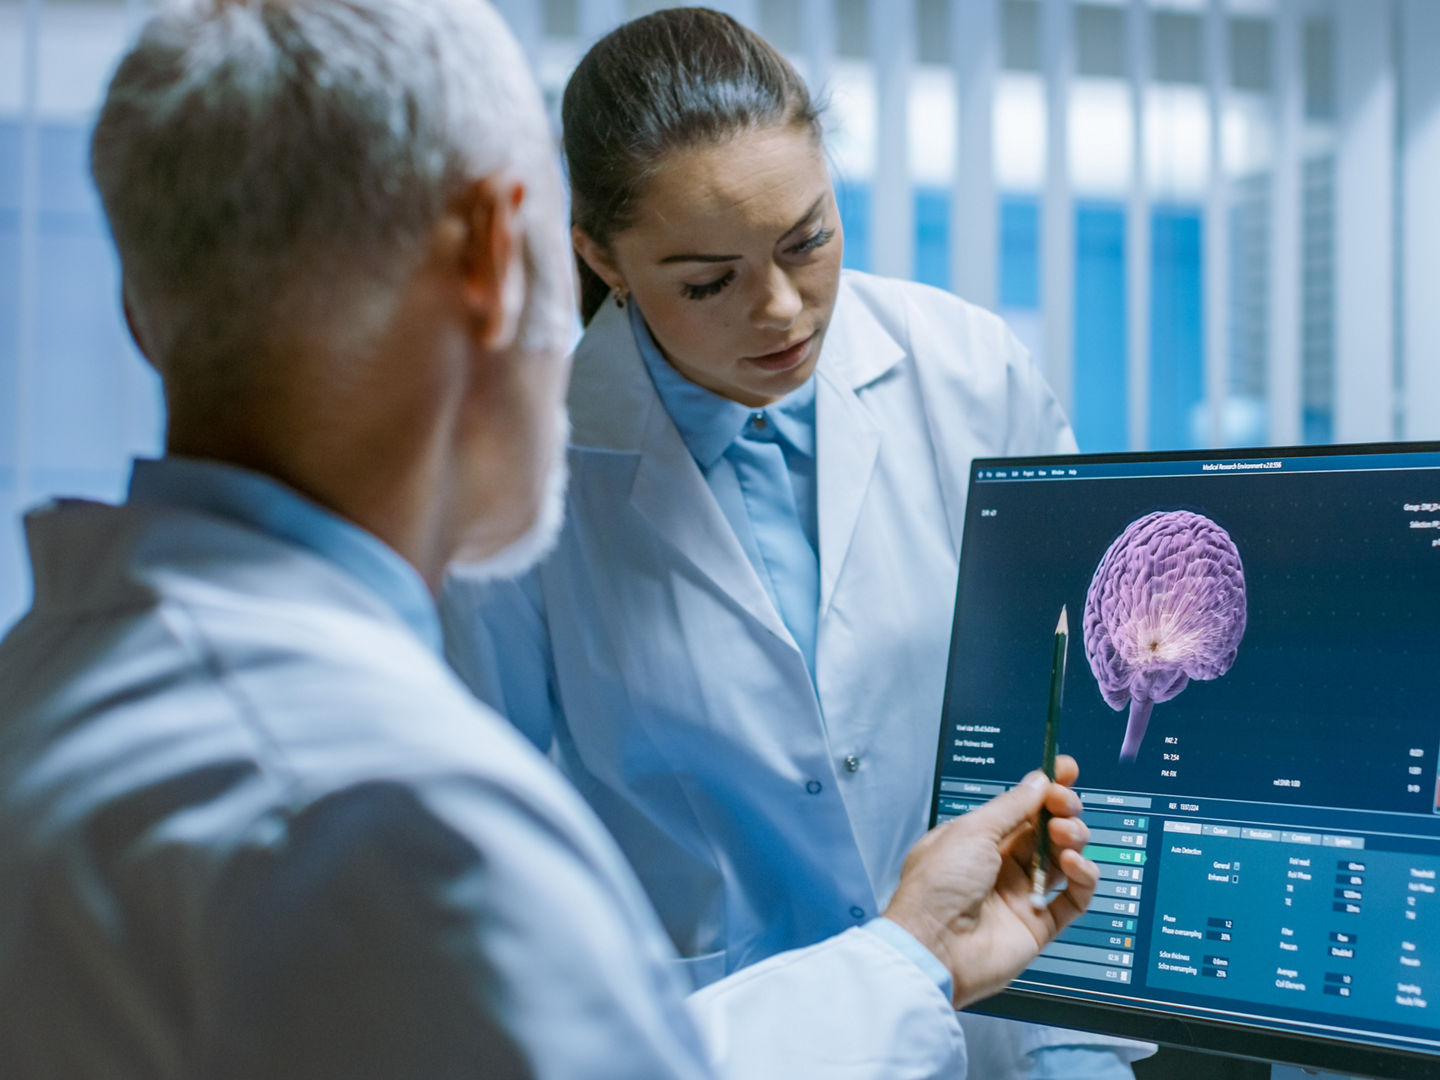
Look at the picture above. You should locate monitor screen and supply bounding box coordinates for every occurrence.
[929,442,1440,1078]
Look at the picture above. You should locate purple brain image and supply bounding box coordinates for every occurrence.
[1083,510,1247,762]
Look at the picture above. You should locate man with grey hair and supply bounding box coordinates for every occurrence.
[0,0,1099,1076]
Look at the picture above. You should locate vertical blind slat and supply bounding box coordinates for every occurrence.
[1268,0,1303,446]
[1203,0,1229,448]
[803,0,836,99]
[1334,0,1396,443]
[1401,0,1440,439]
[870,0,915,280]
[1126,0,1151,451]
[950,0,998,311]
[1041,0,1074,417]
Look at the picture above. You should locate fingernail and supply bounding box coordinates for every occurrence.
[1022,771,1047,791]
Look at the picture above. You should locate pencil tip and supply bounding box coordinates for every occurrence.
[1057,605,1068,635]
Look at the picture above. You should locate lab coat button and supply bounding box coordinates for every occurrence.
[843,754,860,773]
[805,779,822,795]
[849,906,866,920]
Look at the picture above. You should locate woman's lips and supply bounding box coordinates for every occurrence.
[743,331,817,374]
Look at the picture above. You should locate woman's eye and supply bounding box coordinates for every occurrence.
[682,269,736,300]
[788,227,835,256]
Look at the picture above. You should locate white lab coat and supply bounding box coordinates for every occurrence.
[443,270,1153,1075]
[0,496,965,1078]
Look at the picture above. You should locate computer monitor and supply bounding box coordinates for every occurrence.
[929,441,1440,1078]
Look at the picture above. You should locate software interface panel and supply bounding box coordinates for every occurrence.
[932,446,1440,1063]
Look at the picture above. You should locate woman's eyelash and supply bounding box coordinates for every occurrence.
[682,269,736,300]
[677,227,830,300]
[789,227,835,255]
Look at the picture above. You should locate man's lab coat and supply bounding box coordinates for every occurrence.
[0,496,965,1078]
[444,270,1152,1076]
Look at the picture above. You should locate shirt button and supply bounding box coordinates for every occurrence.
[843,754,860,773]
[805,779,823,795]
[751,412,767,430]
[849,905,866,920]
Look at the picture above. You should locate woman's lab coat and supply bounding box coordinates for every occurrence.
[443,269,1149,1075]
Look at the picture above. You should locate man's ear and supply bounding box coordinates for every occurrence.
[449,175,527,351]
[572,226,623,293]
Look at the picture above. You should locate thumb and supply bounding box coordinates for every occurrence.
[953,772,1048,841]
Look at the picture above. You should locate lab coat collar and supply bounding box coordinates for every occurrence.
[813,274,904,614]
[23,497,429,657]
[568,293,795,651]
[816,271,907,393]
[125,456,444,652]
[629,395,795,649]
[626,301,751,470]
[568,295,659,454]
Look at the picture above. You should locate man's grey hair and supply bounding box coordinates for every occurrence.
[91,0,550,393]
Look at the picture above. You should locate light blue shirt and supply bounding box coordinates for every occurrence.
[629,303,819,601]
[128,455,442,652]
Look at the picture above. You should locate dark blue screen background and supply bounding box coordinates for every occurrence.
[942,465,1440,814]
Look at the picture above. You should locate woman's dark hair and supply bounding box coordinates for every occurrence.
[562,7,824,324]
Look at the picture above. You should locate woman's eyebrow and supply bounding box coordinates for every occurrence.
[778,195,826,239]
[659,251,741,264]
[657,195,827,265]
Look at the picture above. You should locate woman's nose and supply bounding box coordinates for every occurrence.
[751,265,803,329]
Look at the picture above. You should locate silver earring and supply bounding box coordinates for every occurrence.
[613,286,628,309]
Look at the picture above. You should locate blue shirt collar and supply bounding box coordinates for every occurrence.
[766,378,817,457]
[127,456,442,653]
[629,302,816,467]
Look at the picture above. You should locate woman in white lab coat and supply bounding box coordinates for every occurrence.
[443,8,1148,1077]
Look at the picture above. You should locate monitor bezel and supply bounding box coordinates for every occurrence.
[929,439,1440,1079]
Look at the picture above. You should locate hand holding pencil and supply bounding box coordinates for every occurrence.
[884,756,1097,1009]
